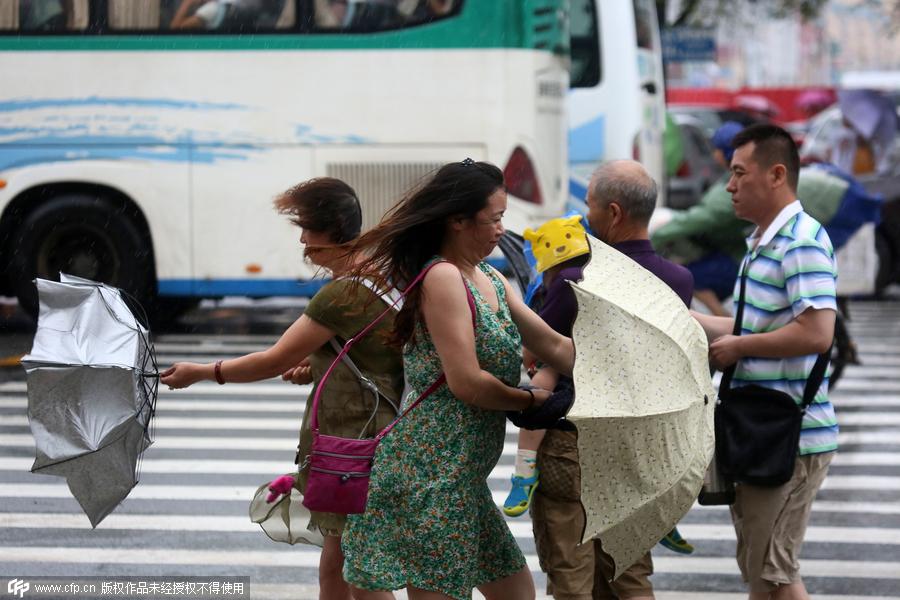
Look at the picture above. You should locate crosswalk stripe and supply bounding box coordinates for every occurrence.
[3,457,900,481]
[0,483,257,500]
[831,395,900,407]
[3,412,900,433]
[833,366,900,378]
[3,433,897,455]
[0,380,309,396]
[0,434,297,451]
[690,499,900,515]
[153,343,285,354]
[3,484,897,520]
[0,397,307,412]
[836,431,900,444]
[651,556,900,579]
[3,430,899,456]
[8,394,900,414]
[0,415,302,429]
[831,380,900,392]
[0,546,898,580]
[2,513,899,547]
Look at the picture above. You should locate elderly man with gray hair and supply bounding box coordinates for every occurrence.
[530,160,693,600]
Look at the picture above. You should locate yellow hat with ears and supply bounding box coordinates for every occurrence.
[523,215,590,273]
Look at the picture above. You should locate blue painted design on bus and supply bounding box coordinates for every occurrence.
[158,279,330,297]
[161,260,511,299]
[0,135,262,170]
[569,178,588,203]
[0,97,248,112]
[568,115,605,163]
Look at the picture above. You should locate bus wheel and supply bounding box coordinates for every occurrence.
[10,194,155,322]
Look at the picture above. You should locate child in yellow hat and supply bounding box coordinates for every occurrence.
[502,214,695,556]
[502,215,590,517]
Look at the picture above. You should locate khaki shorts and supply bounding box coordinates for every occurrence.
[730,452,833,593]
[532,430,654,600]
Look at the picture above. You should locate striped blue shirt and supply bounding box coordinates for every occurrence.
[732,201,838,455]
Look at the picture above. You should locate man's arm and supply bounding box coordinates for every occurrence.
[709,307,835,370]
[691,310,735,342]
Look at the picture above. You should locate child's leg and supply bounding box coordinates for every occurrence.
[515,428,545,479]
[504,366,557,517]
[503,428,544,517]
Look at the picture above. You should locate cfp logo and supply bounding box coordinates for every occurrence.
[7,579,29,598]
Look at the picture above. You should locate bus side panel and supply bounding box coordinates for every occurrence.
[189,145,317,289]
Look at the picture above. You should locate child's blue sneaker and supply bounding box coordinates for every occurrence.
[503,472,539,517]
[659,527,695,554]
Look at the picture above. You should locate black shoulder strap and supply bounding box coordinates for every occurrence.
[719,258,831,409]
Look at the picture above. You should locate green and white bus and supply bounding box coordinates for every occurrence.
[0,0,571,320]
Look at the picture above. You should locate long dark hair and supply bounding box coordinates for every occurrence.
[274,177,362,244]
[349,160,505,346]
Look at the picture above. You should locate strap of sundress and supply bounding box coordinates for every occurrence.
[310,262,476,434]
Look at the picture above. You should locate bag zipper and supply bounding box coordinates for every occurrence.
[312,450,373,460]
[310,466,370,482]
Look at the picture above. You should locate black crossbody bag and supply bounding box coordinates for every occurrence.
[715,264,830,487]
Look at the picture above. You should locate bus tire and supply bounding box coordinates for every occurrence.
[9,194,155,322]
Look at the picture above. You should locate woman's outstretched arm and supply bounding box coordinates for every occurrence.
[161,315,334,388]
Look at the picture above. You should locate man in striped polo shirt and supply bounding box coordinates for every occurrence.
[693,124,837,600]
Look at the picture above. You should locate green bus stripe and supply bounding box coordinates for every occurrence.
[0,32,511,52]
[0,2,566,52]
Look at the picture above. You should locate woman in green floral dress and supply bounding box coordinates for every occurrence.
[342,161,576,600]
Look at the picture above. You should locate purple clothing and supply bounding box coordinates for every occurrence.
[538,239,694,335]
[613,239,694,307]
[539,265,586,337]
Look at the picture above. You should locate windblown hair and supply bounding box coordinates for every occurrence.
[347,160,505,347]
[732,123,800,192]
[274,177,362,244]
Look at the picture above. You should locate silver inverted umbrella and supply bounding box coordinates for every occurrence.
[22,274,158,527]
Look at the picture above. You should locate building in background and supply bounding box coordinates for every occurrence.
[664,0,900,88]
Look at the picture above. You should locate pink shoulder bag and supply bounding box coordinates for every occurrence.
[302,262,477,515]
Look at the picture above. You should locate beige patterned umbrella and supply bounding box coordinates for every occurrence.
[568,236,715,579]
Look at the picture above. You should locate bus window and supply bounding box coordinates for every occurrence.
[108,0,162,30]
[313,0,460,32]
[108,0,293,32]
[633,0,656,50]
[569,0,600,88]
[0,2,15,30]
[2,0,89,32]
